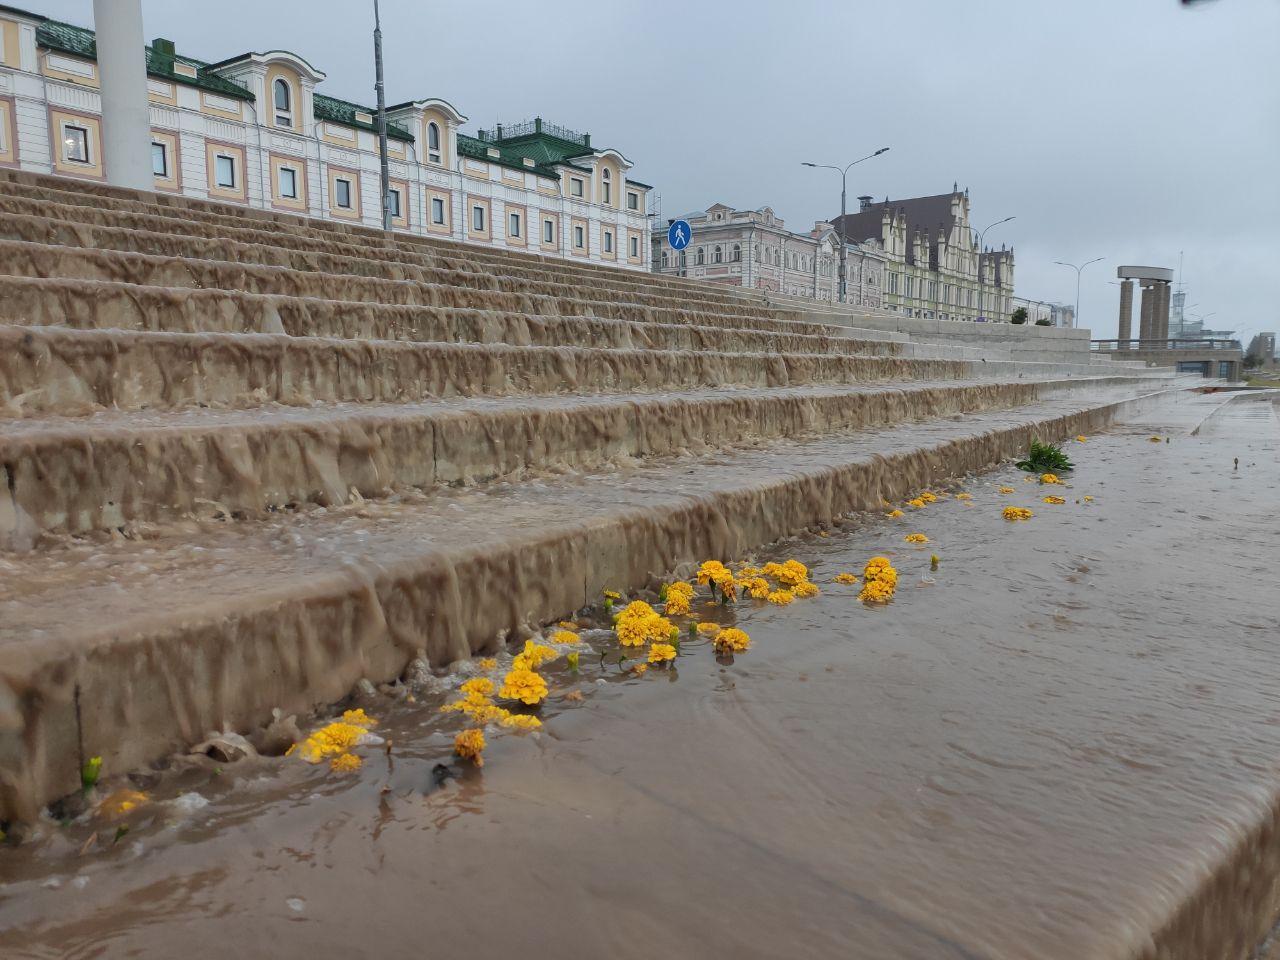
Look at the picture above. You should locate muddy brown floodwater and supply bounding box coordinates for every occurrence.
[1,396,1278,960]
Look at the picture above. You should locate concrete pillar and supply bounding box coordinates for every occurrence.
[1138,283,1155,343]
[1156,282,1171,343]
[1118,279,1134,346]
[93,0,153,191]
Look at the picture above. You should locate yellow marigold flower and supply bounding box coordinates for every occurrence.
[296,722,368,763]
[616,617,649,647]
[1148,436,1162,443]
[454,728,485,765]
[1002,506,1034,521]
[552,629,580,645]
[330,752,362,773]
[499,667,549,705]
[696,621,721,636]
[767,590,795,606]
[774,559,810,586]
[1042,496,1066,505]
[793,581,820,598]
[1075,435,1087,442]
[833,572,860,584]
[1039,473,1060,485]
[1083,495,1094,502]
[696,560,729,585]
[667,581,695,601]
[603,590,621,600]
[648,643,678,664]
[500,713,543,731]
[907,498,927,509]
[341,708,376,729]
[863,556,895,576]
[619,599,656,620]
[904,533,929,543]
[665,595,691,616]
[887,508,905,518]
[918,491,938,504]
[998,486,1016,494]
[955,492,973,500]
[630,663,649,676]
[519,639,559,669]
[743,577,771,599]
[460,677,495,698]
[477,657,498,672]
[737,565,761,579]
[715,628,751,652]
[859,579,895,603]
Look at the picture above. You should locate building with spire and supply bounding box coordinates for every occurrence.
[830,185,1014,322]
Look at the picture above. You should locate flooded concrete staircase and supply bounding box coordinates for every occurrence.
[0,168,1182,820]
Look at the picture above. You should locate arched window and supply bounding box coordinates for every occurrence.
[427,122,442,164]
[661,251,669,268]
[773,250,779,266]
[273,78,292,127]
[602,168,612,205]
[696,247,705,266]
[732,244,741,262]
[713,245,722,264]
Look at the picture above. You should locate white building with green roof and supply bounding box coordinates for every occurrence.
[0,4,651,270]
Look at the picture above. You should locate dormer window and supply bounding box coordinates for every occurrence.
[602,168,611,205]
[273,78,293,127]
[427,121,441,164]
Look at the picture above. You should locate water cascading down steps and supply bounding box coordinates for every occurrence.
[0,167,1180,821]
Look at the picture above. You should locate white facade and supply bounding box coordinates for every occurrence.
[0,6,651,271]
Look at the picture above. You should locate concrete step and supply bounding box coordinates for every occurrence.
[0,378,1188,820]
[0,276,908,360]
[0,325,992,419]
[0,238,843,338]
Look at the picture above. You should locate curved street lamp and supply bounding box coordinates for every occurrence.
[802,147,890,303]
[1054,257,1105,330]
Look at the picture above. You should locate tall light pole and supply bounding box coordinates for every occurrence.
[373,0,392,232]
[1054,257,1104,331]
[974,216,1014,320]
[802,147,890,303]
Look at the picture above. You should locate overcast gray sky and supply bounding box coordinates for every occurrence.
[32,0,1280,340]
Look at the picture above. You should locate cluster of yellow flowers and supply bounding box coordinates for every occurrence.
[289,707,378,773]
[955,492,973,501]
[833,572,860,584]
[906,497,927,509]
[1039,473,1062,485]
[617,599,679,648]
[859,556,898,603]
[886,508,905,518]
[1042,496,1066,505]
[998,486,1016,494]
[767,590,795,606]
[663,581,695,616]
[904,533,929,544]
[1003,506,1034,521]
[1076,435,1088,442]
[648,643,678,664]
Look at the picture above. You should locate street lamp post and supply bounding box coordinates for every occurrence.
[802,147,890,303]
[373,0,392,232]
[1054,257,1104,331]
[974,217,1014,320]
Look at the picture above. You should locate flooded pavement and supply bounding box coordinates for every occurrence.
[2,397,1278,959]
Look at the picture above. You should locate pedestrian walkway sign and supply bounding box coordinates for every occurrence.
[667,220,691,250]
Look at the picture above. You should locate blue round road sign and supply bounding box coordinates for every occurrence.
[667,219,692,250]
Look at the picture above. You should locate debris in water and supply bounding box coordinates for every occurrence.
[1003,507,1034,521]
[905,533,929,543]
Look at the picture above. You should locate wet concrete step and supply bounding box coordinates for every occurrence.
[0,376,1162,540]
[0,276,907,360]
[0,173,753,305]
[0,325,990,419]
[0,380,1187,820]
[0,238,843,339]
[0,207,799,327]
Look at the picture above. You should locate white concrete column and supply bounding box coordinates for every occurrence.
[93,0,153,191]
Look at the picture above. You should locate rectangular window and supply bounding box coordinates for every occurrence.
[62,124,89,163]
[570,178,583,198]
[573,225,584,249]
[431,196,445,224]
[472,205,485,232]
[215,153,236,188]
[151,141,168,177]
[508,212,521,237]
[543,219,554,243]
[278,166,298,199]
[627,191,639,211]
[388,188,401,218]
[603,230,613,253]
[629,235,639,258]
[334,177,352,208]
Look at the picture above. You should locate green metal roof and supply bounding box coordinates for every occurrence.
[457,133,559,179]
[36,19,255,100]
[313,93,413,142]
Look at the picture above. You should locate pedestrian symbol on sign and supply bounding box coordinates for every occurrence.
[667,219,692,251]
